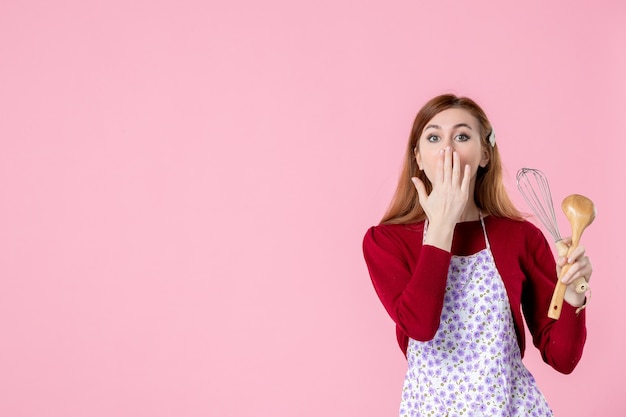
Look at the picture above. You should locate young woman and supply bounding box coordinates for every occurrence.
[362,94,591,416]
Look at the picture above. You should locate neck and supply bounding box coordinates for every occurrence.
[459,203,481,222]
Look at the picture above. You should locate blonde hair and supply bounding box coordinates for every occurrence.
[381,94,522,225]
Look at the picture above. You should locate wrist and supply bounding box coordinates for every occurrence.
[423,220,455,251]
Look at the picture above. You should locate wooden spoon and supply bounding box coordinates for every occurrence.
[547,194,596,319]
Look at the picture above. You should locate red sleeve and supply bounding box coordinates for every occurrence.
[362,225,452,341]
[521,224,587,374]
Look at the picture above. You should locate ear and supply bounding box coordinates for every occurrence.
[414,147,424,170]
[479,147,490,168]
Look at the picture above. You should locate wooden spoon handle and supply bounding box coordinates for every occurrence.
[548,240,589,318]
[548,264,570,319]
[547,242,568,319]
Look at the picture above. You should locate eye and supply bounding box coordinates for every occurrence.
[426,134,440,143]
[455,133,470,142]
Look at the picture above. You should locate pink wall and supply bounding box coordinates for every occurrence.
[1,1,624,415]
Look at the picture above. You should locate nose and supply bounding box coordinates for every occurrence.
[440,135,454,150]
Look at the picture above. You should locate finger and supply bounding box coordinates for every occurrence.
[565,270,589,286]
[435,149,445,185]
[412,177,428,205]
[576,257,593,281]
[451,150,461,187]
[460,163,471,195]
[443,146,452,184]
[561,262,581,283]
[561,259,592,284]
[567,245,586,263]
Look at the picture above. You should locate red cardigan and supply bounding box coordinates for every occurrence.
[362,216,586,374]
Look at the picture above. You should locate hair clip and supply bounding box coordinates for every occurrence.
[488,130,496,147]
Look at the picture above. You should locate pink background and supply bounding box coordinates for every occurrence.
[1,1,624,416]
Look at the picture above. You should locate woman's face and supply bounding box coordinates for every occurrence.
[415,108,490,184]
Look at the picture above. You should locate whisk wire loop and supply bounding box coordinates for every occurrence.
[516,168,562,242]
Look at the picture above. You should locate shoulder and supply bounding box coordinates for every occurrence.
[364,222,425,242]
[363,222,425,253]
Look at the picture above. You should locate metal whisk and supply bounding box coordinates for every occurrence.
[516,168,588,293]
[516,168,562,242]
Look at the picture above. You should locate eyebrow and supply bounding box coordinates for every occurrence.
[424,123,474,130]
